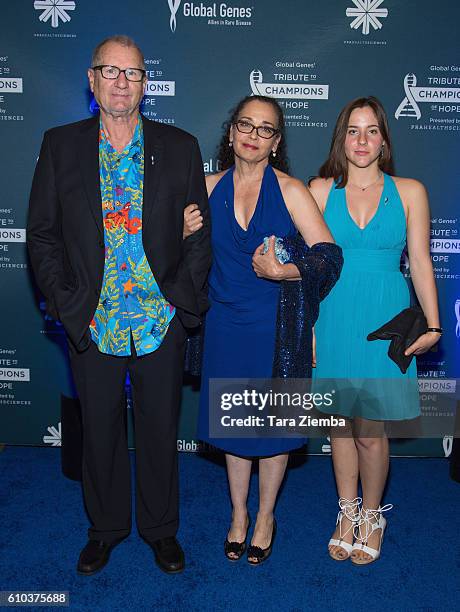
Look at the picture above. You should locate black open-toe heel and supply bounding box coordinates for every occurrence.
[224,515,251,561]
[247,518,277,565]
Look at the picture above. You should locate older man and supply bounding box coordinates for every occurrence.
[27,36,211,575]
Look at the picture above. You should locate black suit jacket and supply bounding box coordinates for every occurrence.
[27,114,211,351]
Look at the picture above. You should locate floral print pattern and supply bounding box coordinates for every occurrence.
[90,118,175,356]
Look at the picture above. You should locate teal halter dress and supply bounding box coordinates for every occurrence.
[314,174,419,420]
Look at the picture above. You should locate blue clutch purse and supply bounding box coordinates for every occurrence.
[262,236,291,264]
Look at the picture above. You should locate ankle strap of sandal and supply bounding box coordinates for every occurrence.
[338,497,362,521]
[357,504,393,540]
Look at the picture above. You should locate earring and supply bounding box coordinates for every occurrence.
[272,150,277,158]
[380,144,384,158]
[229,141,233,148]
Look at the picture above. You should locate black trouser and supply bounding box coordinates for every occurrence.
[68,316,187,545]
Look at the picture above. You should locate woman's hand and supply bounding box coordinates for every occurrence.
[405,331,441,356]
[252,236,301,280]
[183,203,203,239]
[252,236,285,280]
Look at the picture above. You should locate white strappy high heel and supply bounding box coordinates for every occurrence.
[328,497,362,561]
[351,503,393,565]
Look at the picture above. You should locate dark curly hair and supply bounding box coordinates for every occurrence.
[216,95,289,174]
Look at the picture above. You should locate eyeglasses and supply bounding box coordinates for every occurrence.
[92,65,146,82]
[234,120,279,139]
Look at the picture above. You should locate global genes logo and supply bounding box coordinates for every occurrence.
[168,0,253,32]
[395,72,460,120]
[169,0,181,31]
[346,0,388,35]
[34,0,76,28]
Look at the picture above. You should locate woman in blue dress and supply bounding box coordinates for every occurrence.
[185,95,335,564]
[309,97,441,564]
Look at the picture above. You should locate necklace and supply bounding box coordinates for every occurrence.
[348,172,383,191]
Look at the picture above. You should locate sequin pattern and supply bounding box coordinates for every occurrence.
[273,237,343,378]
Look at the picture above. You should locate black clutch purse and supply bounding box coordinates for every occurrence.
[367,306,427,374]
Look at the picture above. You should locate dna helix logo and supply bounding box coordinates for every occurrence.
[395,72,460,120]
[395,73,421,120]
[455,299,460,338]
[168,0,182,32]
[250,70,263,95]
[443,435,453,458]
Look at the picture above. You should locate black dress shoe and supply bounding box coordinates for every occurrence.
[224,514,251,561]
[149,536,185,574]
[77,539,123,576]
[247,518,277,565]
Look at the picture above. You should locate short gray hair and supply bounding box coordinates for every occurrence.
[91,35,145,69]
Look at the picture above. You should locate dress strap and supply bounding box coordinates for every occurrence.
[324,180,347,222]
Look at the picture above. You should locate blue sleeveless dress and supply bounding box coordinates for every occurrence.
[197,165,305,455]
[314,174,420,420]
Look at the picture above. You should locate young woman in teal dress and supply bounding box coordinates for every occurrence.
[309,97,441,564]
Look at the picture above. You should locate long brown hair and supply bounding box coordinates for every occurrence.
[318,96,394,188]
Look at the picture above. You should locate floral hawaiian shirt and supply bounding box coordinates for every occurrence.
[89,117,175,356]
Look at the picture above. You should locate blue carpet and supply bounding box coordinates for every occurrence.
[1,447,459,612]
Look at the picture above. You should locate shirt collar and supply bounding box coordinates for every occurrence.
[99,115,143,156]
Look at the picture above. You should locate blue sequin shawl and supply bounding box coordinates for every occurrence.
[273,237,343,379]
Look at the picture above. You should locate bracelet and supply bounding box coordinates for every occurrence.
[426,327,443,335]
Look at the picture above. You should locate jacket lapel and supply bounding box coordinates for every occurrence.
[78,117,103,237]
[142,115,164,227]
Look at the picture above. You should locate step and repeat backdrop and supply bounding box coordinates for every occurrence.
[0,1,459,457]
